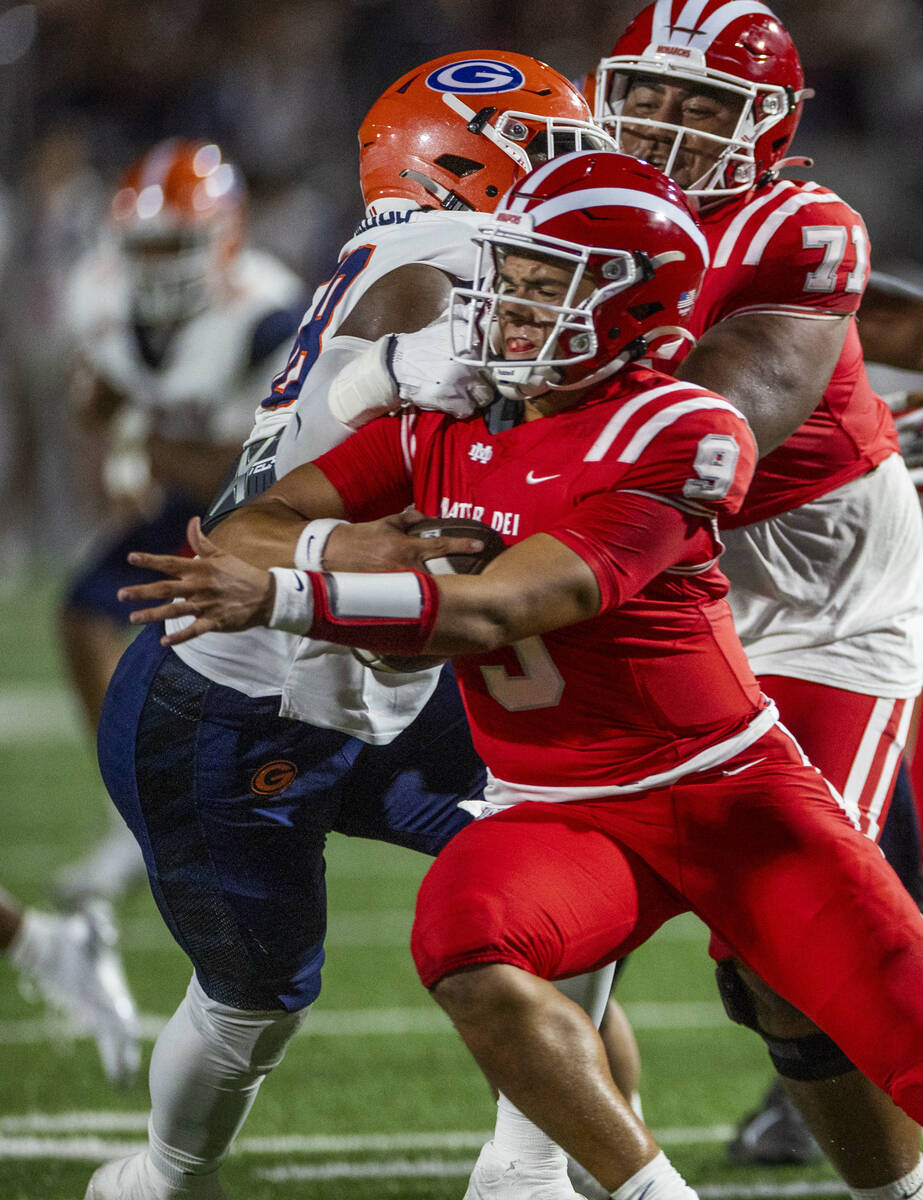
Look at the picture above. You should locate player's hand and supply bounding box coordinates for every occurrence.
[390,317,495,418]
[323,508,485,572]
[118,517,275,645]
[328,318,495,431]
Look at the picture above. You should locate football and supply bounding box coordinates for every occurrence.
[353,516,506,674]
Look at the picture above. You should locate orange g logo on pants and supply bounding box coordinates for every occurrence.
[250,760,298,796]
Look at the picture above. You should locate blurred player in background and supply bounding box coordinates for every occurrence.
[81,56,618,1200]
[0,885,139,1085]
[559,1,923,1192]
[55,138,305,904]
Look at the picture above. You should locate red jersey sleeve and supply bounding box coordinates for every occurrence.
[600,395,757,520]
[312,414,414,521]
[705,184,870,323]
[548,490,712,612]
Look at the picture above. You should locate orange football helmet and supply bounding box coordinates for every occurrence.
[359,51,615,215]
[110,138,246,324]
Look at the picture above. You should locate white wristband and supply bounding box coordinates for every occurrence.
[294,519,348,570]
[268,568,315,634]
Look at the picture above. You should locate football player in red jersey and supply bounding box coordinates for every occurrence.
[584,0,923,1189]
[120,152,923,1200]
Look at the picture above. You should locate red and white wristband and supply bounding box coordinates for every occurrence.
[268,566,440,655]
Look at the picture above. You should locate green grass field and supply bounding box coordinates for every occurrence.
[0,571,846,1199]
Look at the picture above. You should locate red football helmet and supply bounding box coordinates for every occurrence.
[593,1,811,204]
[359,50,616,215]
[449,151,709,399]
[110,138,246,323]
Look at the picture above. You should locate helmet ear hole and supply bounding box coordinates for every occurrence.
[628,301,664,321]
[435,154,485,178]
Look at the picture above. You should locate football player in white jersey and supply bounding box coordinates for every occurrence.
[56,139,306,904]
[83,55,617,1200]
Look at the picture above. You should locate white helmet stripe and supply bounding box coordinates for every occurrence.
[651,0,777,50]
[501,152,571,211]
[522,186,710,266]
[650,0,676,43]
[674,0,713,34]
[695,0,776,45]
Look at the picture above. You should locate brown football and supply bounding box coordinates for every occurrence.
[353,517,506,674]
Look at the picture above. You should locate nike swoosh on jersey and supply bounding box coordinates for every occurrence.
[526,470,561,484]
[721,756,767,776]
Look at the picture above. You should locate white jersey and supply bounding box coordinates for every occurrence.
[722,452,923,697]
[171,205,483,743]
[66,244,305,445]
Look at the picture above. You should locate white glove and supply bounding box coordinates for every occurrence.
[390,317,495,417]
[327,318,494,431]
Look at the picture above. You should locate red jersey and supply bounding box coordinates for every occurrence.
[316,364,765,790]
[678,178,898,526]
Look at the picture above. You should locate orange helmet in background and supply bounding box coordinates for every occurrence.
[110,138,247,324]
[359,51,616,215]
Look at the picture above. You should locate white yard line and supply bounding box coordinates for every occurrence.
[0,998,727,1046]
[254,1161,846,1194]
[0,1115,846,1199]
[0,1118,741,1156]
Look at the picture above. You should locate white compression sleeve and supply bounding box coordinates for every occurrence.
[273,336,375,479]
[146,974,307,1189]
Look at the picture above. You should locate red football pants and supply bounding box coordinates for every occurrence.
[411,725,923,1124]
[758,674,912,840]
[709,675,914,961]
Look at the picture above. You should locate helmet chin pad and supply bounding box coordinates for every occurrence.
[494,361,563,400]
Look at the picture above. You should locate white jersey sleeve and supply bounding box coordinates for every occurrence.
[173,207,482,742]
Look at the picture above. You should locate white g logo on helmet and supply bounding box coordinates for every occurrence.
[425,59,526,94]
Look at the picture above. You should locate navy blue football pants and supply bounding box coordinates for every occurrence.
[97,625,484,1011]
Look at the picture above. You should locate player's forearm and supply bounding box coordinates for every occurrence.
[208,458,349,569]
[271,533,599,658]
[208,498,323,569]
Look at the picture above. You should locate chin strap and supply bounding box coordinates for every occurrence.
[547,336,649,393]
[398,169,473,212]
[758,156,815,188]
